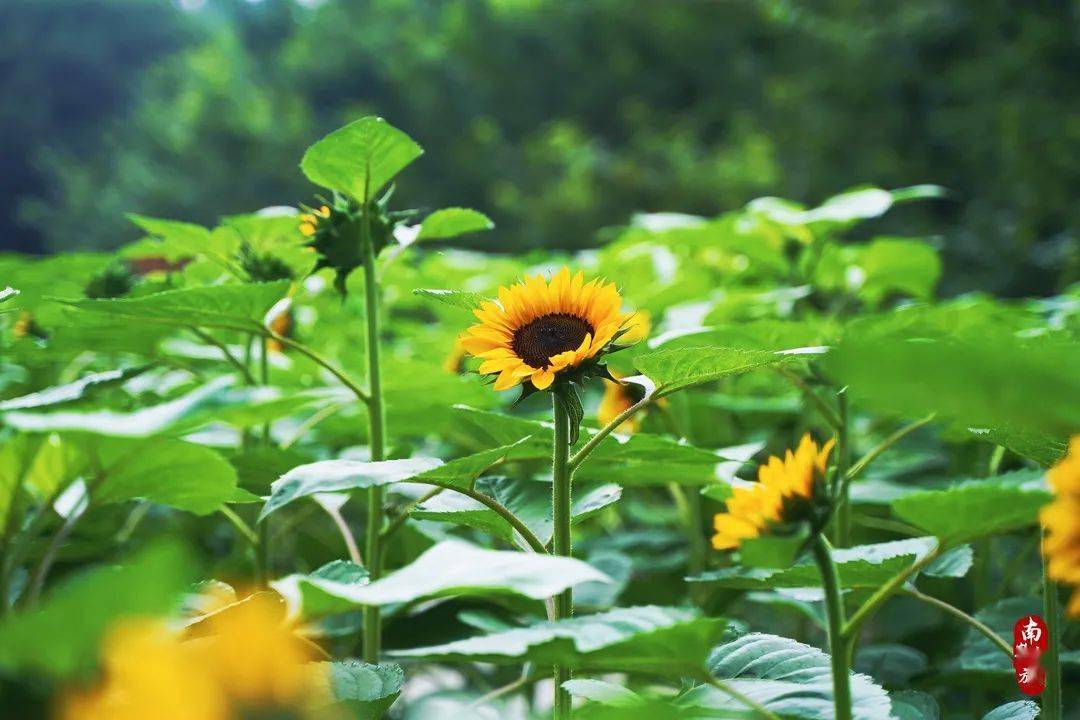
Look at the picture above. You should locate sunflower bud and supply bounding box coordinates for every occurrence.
[300,187,419,297]
[84,261,135,299]
[236,242,294,283]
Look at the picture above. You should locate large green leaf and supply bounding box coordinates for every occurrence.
[0,541,197,677]
[411,476,621,546]
[824,311,1080,437]
[682,633,893,720]
[814,237,941,307]
[16,434,239,515]
[393,606,729,677]
[317,660,403,720]
[2,377,312,437]
[63,280,290,331]
[0,366,151,412]
[415,208,494,243]
[300,117,423,201]
[273,540,609,616]
[412,288,489,312]
[126,214,213,256]
[260,457,444,519]
[634,346,807,398]
[892,471,1051,546]
[450,406,735,486]
[689,538,938,591]
[981,702,1040,720]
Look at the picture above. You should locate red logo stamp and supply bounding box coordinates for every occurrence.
[1013,614,1048,696]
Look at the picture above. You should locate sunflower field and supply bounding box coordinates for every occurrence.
[1,116,1078,720]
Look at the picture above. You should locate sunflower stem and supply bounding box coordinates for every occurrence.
[1041,539,1063,720]
[811,534,853,720]
[551,391,574,720]
[833,389,853,547]
[359,171,387,665]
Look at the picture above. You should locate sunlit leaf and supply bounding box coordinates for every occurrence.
[415,208,494,243]
[891,470,1051,546]
[634,346,804,397]
[260,457,443,519]
[0,541,197,677]
[301,117,423,201]
[317,660,403,720]
[392,605,728,677]
[273,540,609,616]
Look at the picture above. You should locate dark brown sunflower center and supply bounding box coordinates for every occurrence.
[511,313,594,368]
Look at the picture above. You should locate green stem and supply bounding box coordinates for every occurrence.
[703,677,783,720]
[188,327,257,385]
[380,487,444,546]
[551,392,573,720]
[219,506,259,545]
[670,483,708,606]
[834,390,853,547]
[901,587,1012,657]
[359,177,387,665]
[844,544,941,637]
[255,334,271,587]
[568,396,650,472]
[405,481,548,554]
[264,330,370,405]
[1042,546,1062,720]
[845,414,936,484]
[777,368,842,430]
[811,534,853,720]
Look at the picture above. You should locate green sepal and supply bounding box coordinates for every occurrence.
[553,382,585,446]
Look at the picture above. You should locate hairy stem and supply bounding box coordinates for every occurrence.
[1042,544,1062,720]
[703,677,783,720]
[568,396,650,472]
[811,534,853,720]
[833,390,853,547]
[360,174,387,665]
[901,587,1012,657]
[551,392,574,720]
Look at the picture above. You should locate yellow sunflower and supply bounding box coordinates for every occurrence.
[598,377,641,433]
[712,434,835,551]
[1042,435,1080,617]
[299,205,331,237]
[459,267,633,391]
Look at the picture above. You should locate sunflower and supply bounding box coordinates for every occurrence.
[1042,435,1080,617]
[712,434,835,551]
[459,267,634,391]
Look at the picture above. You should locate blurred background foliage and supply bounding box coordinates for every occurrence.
[2,0,1079,296]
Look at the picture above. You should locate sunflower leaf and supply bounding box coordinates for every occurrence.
[634,346,805,398]
[301,117,423,202]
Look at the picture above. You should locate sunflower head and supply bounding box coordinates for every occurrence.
[459,267,636,395]
[1042,435,1080,617]
[712,434,835,552]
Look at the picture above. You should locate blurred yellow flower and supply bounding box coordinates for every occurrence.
[444,336,468,373]
[619,309,651,345]
[61,620,229,720]
[597,373,643,433]
[712,434,835,551]
[62,593,326,720]
[1042,435,1080,617]
[299,205,331,237]
[459,267,632,391]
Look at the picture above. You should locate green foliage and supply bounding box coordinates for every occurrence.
[394,606,728,677]
[273,540,609,616]
[301,117,423,202]
[0,541,196,677]
[319,660,404,720]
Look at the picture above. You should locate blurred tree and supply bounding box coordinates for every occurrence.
[6,0,1080,294]
[0,0,191,253]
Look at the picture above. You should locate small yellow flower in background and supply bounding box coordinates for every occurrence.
[598,372,648,433]
[200,593,320,708]
[712,434,835,551]
[61,620,229,720]
[299,205,331,237]
[459,267,633,391]
[62,593,326,720]
[1042,435,1080,617]
[444,336,468,373]
[619,309,651,345]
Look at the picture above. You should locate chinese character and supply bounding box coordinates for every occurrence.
[1021,616,1043,644]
